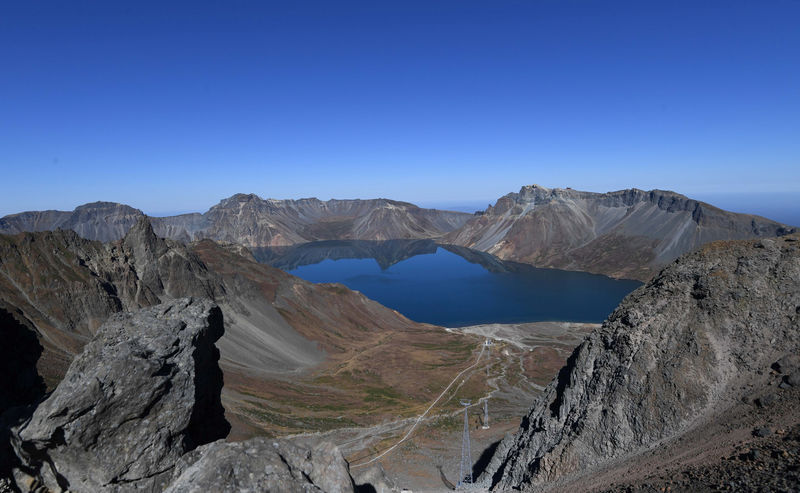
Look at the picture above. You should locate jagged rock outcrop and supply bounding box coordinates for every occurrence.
[0,194,471,245]
[446,185,796,280]
[165,438,353,493]
[11,298,230,492]
[481,234,800,491]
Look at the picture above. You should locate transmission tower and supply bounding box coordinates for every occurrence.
[485,339,492,377]
[482,399,489,429]
[458,399,473,488]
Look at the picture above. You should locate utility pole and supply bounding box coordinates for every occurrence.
[458,399,472,488]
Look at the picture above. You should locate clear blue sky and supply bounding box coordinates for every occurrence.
[1,1,799,221]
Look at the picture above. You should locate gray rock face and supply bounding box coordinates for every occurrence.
[165,438,354,493]
[481,235,800,491]
[446,184,796,280]
[11,298,230,492]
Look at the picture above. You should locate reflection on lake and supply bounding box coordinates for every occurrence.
[252,240,642,327]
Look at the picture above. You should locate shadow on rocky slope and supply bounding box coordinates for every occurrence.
[0,306,46,486]
[0,307,45,416]
[2,297,356,492]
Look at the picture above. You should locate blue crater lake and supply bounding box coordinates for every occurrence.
[253,240,642,327]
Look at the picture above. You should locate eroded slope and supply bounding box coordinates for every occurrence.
[446,185,795,280]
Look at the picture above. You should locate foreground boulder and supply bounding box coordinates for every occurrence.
[11,298,230,492]
[166,438,354,493]
[481,235,800,490]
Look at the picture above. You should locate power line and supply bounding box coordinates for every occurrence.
[458,399,473,488]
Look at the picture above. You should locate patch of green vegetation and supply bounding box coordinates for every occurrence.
[421,361,465,370]
[363,386,402,403]
[302,402,351,412]
[242,405,357,433]
[411,340,477,357]
[238,388,268,400]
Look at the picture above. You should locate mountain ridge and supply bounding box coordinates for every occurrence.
[446,184,795,280]
[2,186,795,281]
[0,194,472,247]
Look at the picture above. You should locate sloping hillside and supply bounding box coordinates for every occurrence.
[446,185,795,280]
[0,219,481,438]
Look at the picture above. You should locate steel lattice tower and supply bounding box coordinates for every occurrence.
[482,399,489,429]
[458,399,472,487]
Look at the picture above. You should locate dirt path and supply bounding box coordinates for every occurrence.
[350,342,488,468]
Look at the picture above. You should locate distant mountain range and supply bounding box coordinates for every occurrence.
[0,194,472,246]
[1,186,794,280]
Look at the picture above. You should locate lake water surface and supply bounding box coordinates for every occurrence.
[256,241,641,327]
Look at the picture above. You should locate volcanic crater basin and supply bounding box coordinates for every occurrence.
[256,240,641,327]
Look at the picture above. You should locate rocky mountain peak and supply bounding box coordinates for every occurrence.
[123,214,157,239]
[205,194,264,217]
[215,192,265,207]
[230,192,262,202]
[122,216,165,262]
[73,201,143,215]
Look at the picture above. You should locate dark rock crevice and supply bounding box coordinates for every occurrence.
[9,298,231,492]
[0,307,46,414]
[0,306,47,485]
